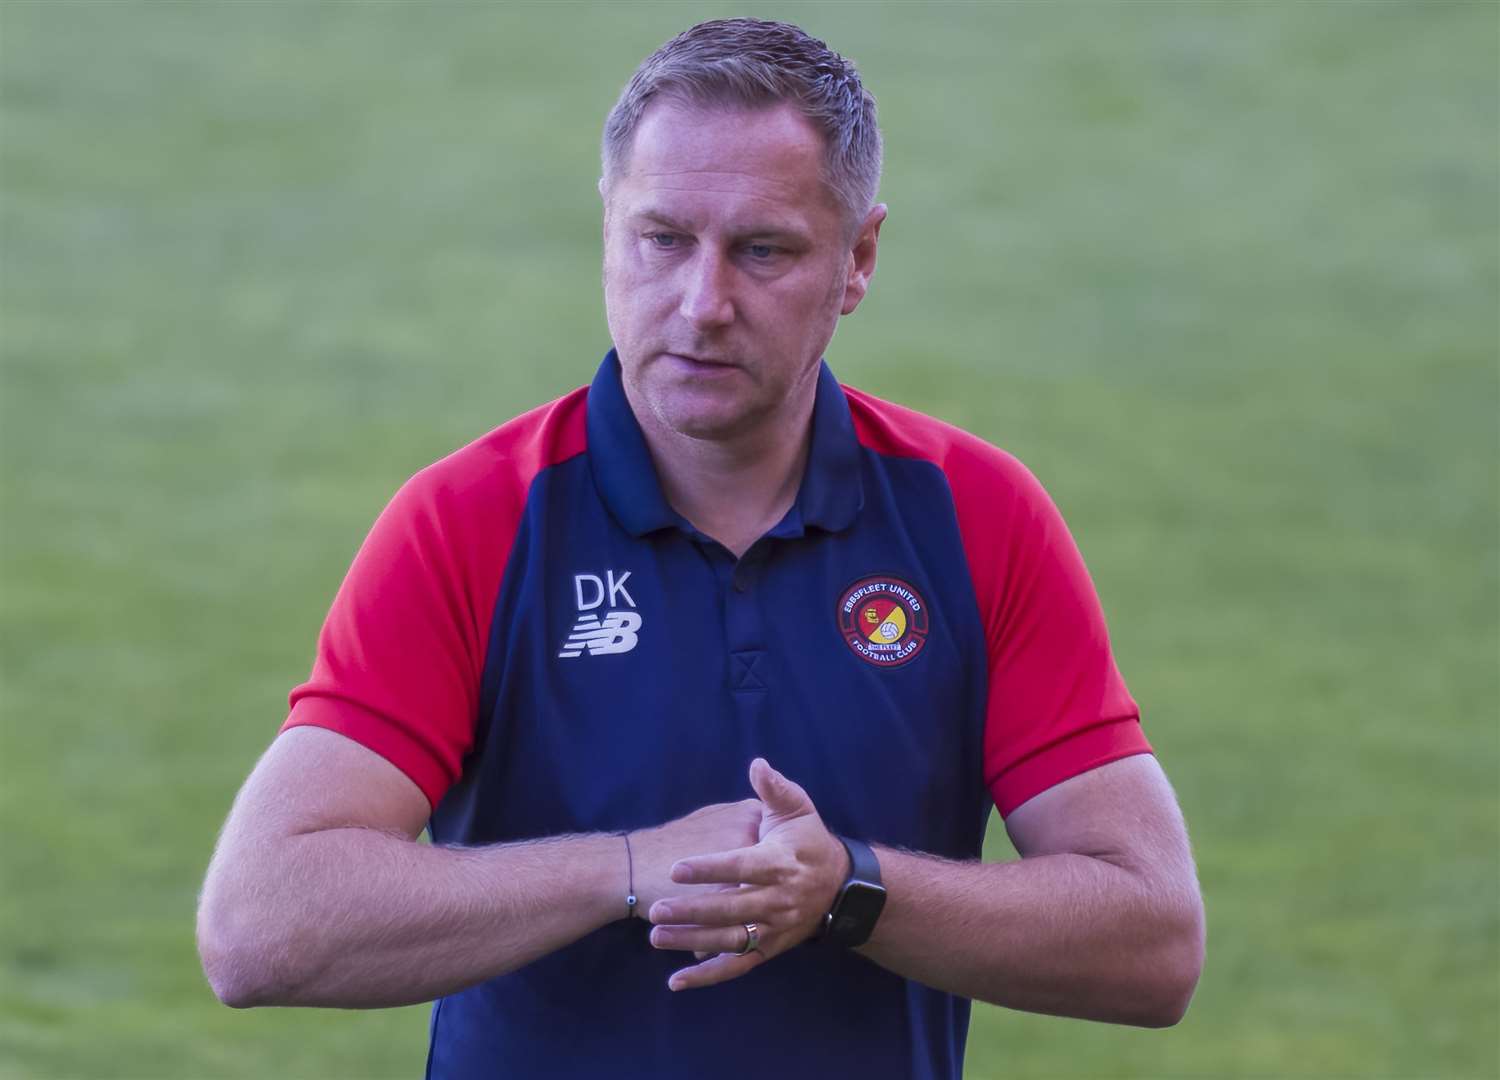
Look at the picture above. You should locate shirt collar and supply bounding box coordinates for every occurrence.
[586,349,864,540]
[795,357,865,533]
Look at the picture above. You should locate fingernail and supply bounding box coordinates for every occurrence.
[672,862,695,883]
[653,904,673,923]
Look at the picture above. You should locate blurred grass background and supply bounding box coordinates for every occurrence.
[2,1,1495,1077]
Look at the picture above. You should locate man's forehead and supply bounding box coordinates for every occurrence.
[630,98,824,155]
[610,100,840,226]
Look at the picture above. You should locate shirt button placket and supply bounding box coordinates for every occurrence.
[726,544,769,701]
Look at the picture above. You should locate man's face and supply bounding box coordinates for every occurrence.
[602,100,881,445]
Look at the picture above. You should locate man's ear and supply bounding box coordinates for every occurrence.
[840,204,887,316]
[599,177,614,233]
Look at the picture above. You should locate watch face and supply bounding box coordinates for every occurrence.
[829,881,887,943]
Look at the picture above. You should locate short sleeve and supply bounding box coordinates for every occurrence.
[841,386,1150,819]
[955,454,1149,817]
[282,467,502,809]
[280,390,589,811]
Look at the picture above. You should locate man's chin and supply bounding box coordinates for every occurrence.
[650,398,770,444]
[623,367,771,444]
[664,410,757,443]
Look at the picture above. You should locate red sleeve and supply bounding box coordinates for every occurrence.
[956,453,1148,816]
[846,389,1149,818]
[282,389,588,810]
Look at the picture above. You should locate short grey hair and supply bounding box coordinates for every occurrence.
[602,19,882,230]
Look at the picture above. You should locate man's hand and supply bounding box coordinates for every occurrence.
[197,729,773,1007]
[647,758,849,991]
[626,798,765,914]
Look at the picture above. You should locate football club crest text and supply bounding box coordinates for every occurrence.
[836,575,930,668]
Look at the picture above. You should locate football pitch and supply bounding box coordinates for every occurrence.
[1,2,1495,1077]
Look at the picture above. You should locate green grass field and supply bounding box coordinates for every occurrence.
[2,2,1496,1076]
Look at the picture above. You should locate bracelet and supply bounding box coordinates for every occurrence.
[622,831,638,920]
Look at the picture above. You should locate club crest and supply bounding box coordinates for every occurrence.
[836,575,929,668]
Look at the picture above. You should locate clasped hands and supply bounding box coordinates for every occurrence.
[630,758,851,992]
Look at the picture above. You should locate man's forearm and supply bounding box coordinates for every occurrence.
[198,829,623,1009]
[858,846,1205,1027]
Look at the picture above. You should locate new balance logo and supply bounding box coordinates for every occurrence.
[558,570,641,659]
[558,609,643,658]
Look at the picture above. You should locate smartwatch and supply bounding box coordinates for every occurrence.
[822,836,886,947]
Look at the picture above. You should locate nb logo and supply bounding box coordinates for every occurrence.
[558,570,641,659]
[558,609,642,658]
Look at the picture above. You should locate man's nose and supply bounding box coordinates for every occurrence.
[678,249,735,331]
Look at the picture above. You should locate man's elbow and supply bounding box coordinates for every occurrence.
[196,887,300,1009]
[1132,960,1201,1029]
[200,955,262,1009]
[197,900,264,1008]
[1134,899,1206,1028]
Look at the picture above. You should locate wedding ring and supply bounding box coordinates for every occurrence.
[735,922,760,955]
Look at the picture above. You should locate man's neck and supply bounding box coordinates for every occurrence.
[639,399,815,559]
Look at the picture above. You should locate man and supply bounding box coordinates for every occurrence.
[197,18,1203,1079]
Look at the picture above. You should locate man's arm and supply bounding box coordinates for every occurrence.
[196,726,761,1009]
[650,755,1204,1027]
[857,754,1204,1026]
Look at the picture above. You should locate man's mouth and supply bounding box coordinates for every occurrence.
[664,352,735,369]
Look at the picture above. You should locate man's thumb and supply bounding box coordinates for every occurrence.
[749,757,809,815]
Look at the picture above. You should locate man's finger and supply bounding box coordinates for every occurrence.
[651,923,765,954]
[671,845,783,886]
[667,948,766,992]
[649,888,764,926]
[749,757,812,818]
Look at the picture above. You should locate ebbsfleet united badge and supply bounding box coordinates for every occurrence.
[837,575,930,667]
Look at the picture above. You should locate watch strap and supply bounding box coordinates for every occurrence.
[821,835,886,947]
[838,835,881,887]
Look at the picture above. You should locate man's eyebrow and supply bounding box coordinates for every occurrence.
[627,208,810,242]
[630,209,699,232]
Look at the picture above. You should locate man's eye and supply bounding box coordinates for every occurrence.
[745,243,776,260]
[648,233,679,249]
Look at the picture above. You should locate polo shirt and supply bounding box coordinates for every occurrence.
[284,350,1149,1080]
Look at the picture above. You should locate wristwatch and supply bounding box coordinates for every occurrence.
[822,836,886,947]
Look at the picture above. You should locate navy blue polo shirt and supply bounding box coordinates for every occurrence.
[287,351,1147,1078]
